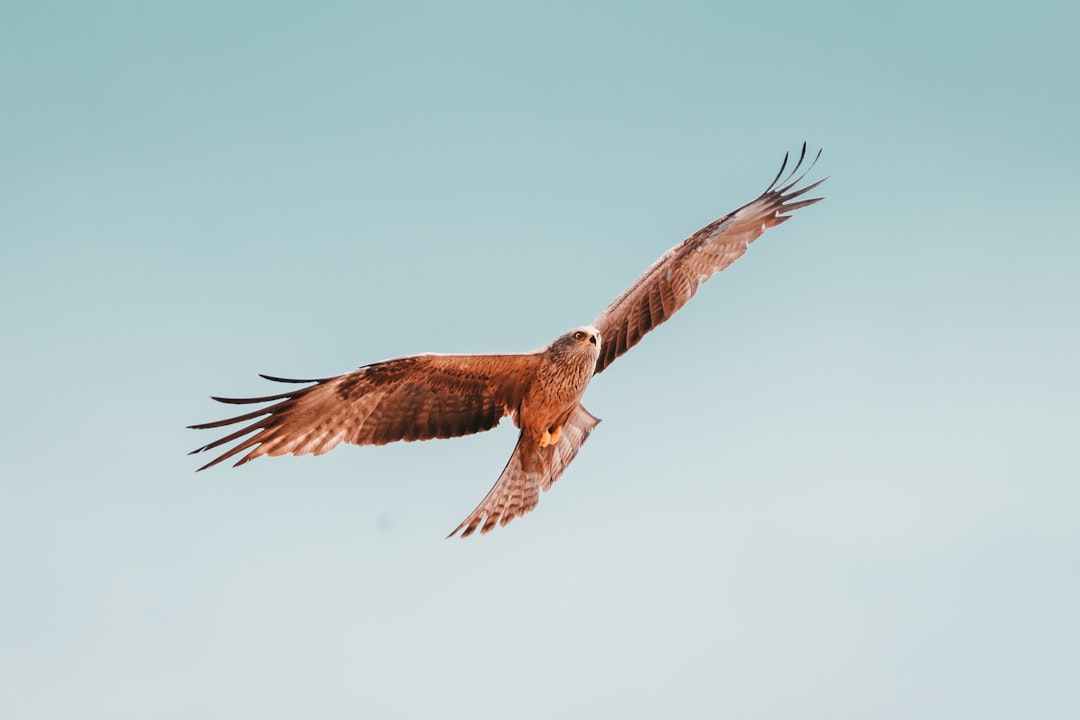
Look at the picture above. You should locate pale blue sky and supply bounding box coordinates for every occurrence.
[3,1,1078,718]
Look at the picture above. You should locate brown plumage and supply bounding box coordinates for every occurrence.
[189,144,826,537]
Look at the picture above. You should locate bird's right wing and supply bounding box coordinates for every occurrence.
[188,353,540,470]
[592,144,826,374]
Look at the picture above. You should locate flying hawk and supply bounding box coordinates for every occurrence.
[190,145,826,537]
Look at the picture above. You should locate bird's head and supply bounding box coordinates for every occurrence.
[549,326,601,355]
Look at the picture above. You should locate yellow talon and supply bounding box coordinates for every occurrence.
[539,426,561,448]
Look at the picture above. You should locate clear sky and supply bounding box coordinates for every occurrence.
[3,1,1078,718]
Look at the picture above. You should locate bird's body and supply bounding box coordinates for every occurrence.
[517,327,599,443]
[190,145,826,536]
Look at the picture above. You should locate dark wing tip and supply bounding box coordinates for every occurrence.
[765,149,792,192]
[203,375,325,406]
[767,142,819,192]
[447,521,477,539]
[259,373,325,384]
[187,375,318,469]
[776,145,824,195]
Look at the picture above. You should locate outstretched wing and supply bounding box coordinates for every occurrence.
[188,353,540,471]
[448,403,601,538]
[592,144,826,374]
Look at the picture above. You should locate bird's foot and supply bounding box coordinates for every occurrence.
[539,426,562,448]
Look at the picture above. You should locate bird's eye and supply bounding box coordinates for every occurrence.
[573,331,584,340]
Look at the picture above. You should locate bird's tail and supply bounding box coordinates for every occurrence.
[448,403,601,538]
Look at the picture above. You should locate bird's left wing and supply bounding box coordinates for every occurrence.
[592,144,826,374]
[189,353,540,470]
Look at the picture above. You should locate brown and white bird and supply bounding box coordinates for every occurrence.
[189,144,826,537]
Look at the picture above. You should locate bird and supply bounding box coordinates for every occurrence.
[189,144,826,537]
